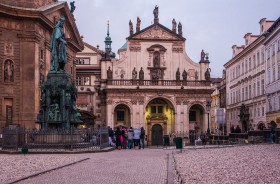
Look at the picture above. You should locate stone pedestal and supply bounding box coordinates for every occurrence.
[37,71,82,129]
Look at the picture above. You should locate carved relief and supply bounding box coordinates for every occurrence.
[188,69,195,79]
[176,97,182,105]
[4,41,14,56]
[138,97,144,105]
[172,46,183,53]
[131,99,137,105]
[107,99,113,105]
[134,25,179,40]
[129,41,141,52]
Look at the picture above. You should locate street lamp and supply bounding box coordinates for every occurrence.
[206,101,211,135]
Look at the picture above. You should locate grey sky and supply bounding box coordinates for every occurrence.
[66,0,280,78]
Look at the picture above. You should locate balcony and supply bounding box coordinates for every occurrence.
[106,79,212,90]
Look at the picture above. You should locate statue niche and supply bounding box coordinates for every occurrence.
[4,59,14,82]
[153,51,160,68]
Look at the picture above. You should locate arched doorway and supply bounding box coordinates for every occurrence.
[114,104,131,128]
[189,104,205,136]
[152,124,163,145]
[145,98,175,146]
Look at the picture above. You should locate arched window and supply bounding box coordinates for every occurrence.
[153,51,160,67]
[4,59,14,83]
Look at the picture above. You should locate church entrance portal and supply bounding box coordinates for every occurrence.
[152,124,163,146]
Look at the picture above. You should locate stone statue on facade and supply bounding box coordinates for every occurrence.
[195,70,198,80]
[201,49,205,62]
[182,70,187,81]
[172,18,177,32]
[136,17,141,32]
[50,17,67,72]
[107,67,112,79]
[205,68,211,81]
[153,5,159,23]
[70,1,76,14]
[132,67,137,80]
[178,22,182,36]
[129,20,133,36]
[139,67,144,80]
[154,54,160,67]
[176,68,180,81]
[4,60,14,82]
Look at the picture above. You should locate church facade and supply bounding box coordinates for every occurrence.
[97,8,214,145]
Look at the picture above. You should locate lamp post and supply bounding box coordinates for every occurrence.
[206,101,211,135]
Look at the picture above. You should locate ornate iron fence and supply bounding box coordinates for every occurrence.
[1,127,109,152]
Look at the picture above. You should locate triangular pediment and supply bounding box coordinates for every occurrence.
[128,23,185,41]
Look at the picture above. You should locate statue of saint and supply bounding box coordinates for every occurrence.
[132,67,137,80]
[154,54,160,67]
[107,67,112,79]
[50,17,67,72]
[205,68,211,81]
[139,67,144,80]
[172,18,177,32]
[70,1,76,14]
[129,20,133,35]
[136,17,141,32]
[153,5,159,20]
[4,60,14,82]
[201,49,205,62]
[176,68,180,81]
[178,22,182,35]
[195,70,198,80]
[182,70,187,81]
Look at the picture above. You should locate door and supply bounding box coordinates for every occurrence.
[152,124,163,146]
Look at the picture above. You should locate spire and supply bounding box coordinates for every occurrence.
[103,20,112,60]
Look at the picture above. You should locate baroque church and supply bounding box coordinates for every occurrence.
[76,7,215,145]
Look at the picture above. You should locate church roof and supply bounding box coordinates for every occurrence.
[118,43,127,51]
[127,22,186,41]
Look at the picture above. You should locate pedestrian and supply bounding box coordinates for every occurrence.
[127,127,134,149]
[133,127,141,149]
[200,132,206,145]
[121,127,127,149]
[140,127,145,149]
[108,126,115,147]
[115,127,122,150]
[235,125,241,133]
[230,125,235,133]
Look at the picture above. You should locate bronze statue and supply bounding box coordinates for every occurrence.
[129,20,133,35]
[50,17,67,72]
[172,18,177,32]
[132,67,137,80]
[107,67,112,79]
[139,67,144,80]
[176,68,180,81]
[178,22,182,36]
[136,17,141,32]
[182,70,187,81]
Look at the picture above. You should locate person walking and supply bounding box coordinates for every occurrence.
[133,127,141,149]
[127,127,134,149]
[121,127,128,149]
[140,127,145,149]
[115,127,122,150]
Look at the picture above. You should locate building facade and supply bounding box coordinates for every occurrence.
[0,0,83,129]
[93,8,214,145]
[264,17,280,129]
[224,18,275,132]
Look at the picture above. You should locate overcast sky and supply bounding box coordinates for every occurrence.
[65,0,280,78]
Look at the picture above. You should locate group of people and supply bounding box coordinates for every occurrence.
[230,125,242,133]
[108,126,145,150]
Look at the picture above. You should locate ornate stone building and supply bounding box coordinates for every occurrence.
[0,0,83,129]
[96,7,214,145]
[224,18,275,132]
[265,17,280,129]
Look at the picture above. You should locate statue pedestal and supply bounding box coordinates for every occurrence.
[37,71,82,129]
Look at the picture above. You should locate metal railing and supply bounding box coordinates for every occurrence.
[1,127,109,152]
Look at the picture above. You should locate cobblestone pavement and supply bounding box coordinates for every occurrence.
[17,149,172,184]
[173,144,280,184]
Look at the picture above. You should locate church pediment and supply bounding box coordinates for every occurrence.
[128,24,185,41]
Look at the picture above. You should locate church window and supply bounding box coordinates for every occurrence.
[76,57,90,65]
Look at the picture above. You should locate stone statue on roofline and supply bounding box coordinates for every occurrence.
[176,68,180,81]
[172,18,177,33]
[178,22,182,36]
[182,70,187,81]
[139,67,144,80]
[70,1,76,15]
[136,17,141,32]
[153,5,159,23]
[129,20,133,35]
[205,68,211,81]
[132,67,137,80]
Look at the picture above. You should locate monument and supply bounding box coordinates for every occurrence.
[37,17,82,129]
